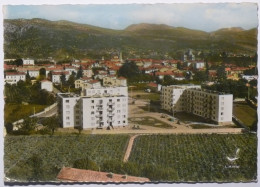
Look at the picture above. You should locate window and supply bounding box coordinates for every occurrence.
[66,105,70,109]
[91,111,94,115]
[91,106,94,109]
[66,122,70,126]
[117,99,120,102]
[91,100,94,103]
[221,112,223,115]
[118,121,120,124]
[117,110,120,113]
[66,117,70,120]
[66,100,69,103]
[66,111,70,114]
[123,120,126,123]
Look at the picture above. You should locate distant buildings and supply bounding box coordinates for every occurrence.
[182,49,195,61]
[4,72,26,84]
[161,84,233,124]
[22,58,34,66]
[57,84,128,129]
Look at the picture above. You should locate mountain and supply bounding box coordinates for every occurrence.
[4,18,257,60]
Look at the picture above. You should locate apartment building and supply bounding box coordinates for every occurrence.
[161,84,233,124]
[57,86,128,129]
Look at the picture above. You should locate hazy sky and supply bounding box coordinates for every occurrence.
[3,3,258,32]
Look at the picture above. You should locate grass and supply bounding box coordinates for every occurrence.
[189,124,237,129]
[134,93,160,101]
[233,102,257,128]
[4,103,47,123]
[129,117,173,129]
[174,112,208,123]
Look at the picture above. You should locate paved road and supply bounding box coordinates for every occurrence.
[36,104,58,118]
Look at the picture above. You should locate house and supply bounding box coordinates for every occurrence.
[103,76,127,87]
[57,168,150,182]
[161,85,233,124]
[82,68,93,78]
[41,80,53,92]
[5,72,26,84]
[51,71,70,84]
[57,85,128,129]
[22,58,34,65]
[65,66,78,75]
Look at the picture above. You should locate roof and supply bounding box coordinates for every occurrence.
[41,79,52,83]
[57,168,150,183]
[5,72,26,76]
[147,82,158,88]
[52,71,70,75]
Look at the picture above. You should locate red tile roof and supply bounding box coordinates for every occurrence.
[52,71,69,75]
[57,168,150,183]
[5,72,26,76]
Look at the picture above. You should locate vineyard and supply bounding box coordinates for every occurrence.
[4,134,129,181]
[129,134,257,182]
[4,133,257,182]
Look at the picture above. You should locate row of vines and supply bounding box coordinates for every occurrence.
[129,133,257,182]
[4,134,129,181]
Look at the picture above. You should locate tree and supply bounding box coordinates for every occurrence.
[177,61,182,70]
[39,68,46,77]
[5,122,13,134]
[16,117,38,135]
[67,74,76,88]
[217,63,226,81]
[76,66,83,79]
[118,61,140,79]
[77,126,83,135]
[60,73,66,86]
[42,116,59,135]
[193,71,208,82]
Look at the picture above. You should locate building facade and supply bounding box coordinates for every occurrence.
[57,86,128,129]
[161,84,233,124]
[22,58,35,65]
[41,80,53,92]
[5,72,26,84]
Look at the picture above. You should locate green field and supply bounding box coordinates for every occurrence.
[4,135,129,181]
[4,104,47,123]
[233,102,257,128]
[129,134,257,182]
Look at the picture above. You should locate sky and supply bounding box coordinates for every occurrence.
[3,3,258,32]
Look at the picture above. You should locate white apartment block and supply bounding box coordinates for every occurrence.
[22,58,35,65]
[5,72,26,84]
[161,84,233,124]
[57,86,128,129]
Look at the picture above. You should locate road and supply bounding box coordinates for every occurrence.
[36,104,58,118]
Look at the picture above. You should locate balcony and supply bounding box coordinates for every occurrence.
[107,119,115,123]
[96,107,103,112]
[96,119,104,123]
[107,107,115,112]
[107,101,115,106]
[96,114,103,118]
[107,113,115,117]
[96,103,103,107]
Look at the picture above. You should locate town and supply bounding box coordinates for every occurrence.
[2,3,258,183]
[3,48,258,182]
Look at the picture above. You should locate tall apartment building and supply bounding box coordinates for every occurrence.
[161,85,233,124]
[57,86,128,129]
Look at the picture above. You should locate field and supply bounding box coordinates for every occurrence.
[4,104,47,123]
[4,135,129,181]
[129,117,173,129]
[233,102,257,128]
[129,134,257,182]
[4,133,257,182]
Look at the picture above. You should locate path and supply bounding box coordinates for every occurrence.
[123,135,139,162]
